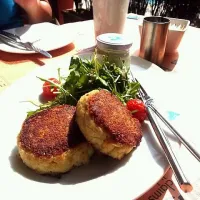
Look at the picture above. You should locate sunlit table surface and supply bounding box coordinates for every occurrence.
[0,18,200,200]
[1,19,200,89]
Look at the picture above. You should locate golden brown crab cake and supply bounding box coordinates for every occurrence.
[17,105,94,175]
[76,89,142,160]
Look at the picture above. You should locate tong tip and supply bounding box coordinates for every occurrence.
[180,183,193,193]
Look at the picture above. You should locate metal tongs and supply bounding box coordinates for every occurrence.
[130,72,200,193]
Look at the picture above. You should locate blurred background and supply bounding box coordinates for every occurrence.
[48,0,200,28]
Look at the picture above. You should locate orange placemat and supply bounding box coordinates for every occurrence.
[0,43,75,65]
[137,168,183,200]
[0,43,76,93]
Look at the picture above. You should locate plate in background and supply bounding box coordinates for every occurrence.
[0,22,73,54]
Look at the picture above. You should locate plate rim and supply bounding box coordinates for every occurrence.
[0,53,178,200]
[0,22,74,54]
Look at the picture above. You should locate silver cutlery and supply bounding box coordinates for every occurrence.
[148,103,200,163]
[130,72,193,193]
[0,30,21,41]
[0,31,52,58]
[134,77,200,163]
[21,41,52,58]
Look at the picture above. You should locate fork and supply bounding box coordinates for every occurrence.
[0,33,52,58]
[130,71,193,193]
[18,41,52,58]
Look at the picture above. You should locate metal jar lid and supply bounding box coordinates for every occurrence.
[96,33,133,51]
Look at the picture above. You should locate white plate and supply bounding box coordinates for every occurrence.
[0,22,73,54]
[0,53,179,200]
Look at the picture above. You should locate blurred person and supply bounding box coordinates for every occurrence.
[0,0,52,30]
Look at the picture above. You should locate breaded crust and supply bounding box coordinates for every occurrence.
[88,90,142,146]
[76,89,142,159]
[17,105,94,174]
[19,105,85,157]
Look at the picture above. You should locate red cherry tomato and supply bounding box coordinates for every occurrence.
[42,78,60,100]
[126,99,147,123]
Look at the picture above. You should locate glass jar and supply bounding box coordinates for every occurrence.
[96,33,133,70]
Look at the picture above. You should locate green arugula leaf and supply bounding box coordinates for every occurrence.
[27,53,140,118]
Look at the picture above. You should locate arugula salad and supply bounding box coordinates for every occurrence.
[27,53,140,118]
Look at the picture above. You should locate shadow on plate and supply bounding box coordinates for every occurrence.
[130,56,153,71]
[39,93,51,104]
[9,146,132,185]
[13,25,31,37]
[142,121,180,169]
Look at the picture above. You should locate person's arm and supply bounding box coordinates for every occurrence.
[14,0,52,24]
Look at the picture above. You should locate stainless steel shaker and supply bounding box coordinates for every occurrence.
[139,16,170,67]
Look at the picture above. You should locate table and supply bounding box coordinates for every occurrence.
[1,19,200,91]
[0,19,200,200]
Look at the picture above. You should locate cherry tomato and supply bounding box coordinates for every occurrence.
[42,78,60,100]
[126,99,147,123]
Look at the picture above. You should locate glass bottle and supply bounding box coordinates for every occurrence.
[96,33,133,70]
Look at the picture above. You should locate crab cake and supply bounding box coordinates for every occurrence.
[76,89,142,160]
[17,105,94,175]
